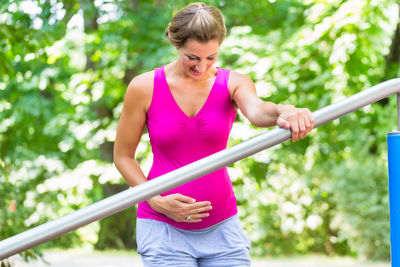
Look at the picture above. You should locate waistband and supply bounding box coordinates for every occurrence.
[137,214,238,233]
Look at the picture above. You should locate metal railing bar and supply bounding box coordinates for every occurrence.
[0,78,400,260]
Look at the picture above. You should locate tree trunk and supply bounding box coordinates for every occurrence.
[384,2,400,79]
[378,4,400,106]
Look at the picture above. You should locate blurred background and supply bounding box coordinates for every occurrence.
[1,0,399,264]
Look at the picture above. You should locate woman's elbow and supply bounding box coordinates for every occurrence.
[113,145,124,169]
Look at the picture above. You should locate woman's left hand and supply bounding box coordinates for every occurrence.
[276,104,314,142]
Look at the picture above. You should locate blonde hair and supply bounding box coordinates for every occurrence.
[165,2,226,48]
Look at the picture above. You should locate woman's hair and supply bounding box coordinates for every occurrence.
[165,2,226,48]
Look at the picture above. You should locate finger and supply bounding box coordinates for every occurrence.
[180,201,211,216]
[276,117,291,129]
[186,200,212,209]
[308,110,314,130]
[304,111,312,132]
[190,205,213,215]
[173,193,196,204]
[290,117,299,142]
[302,113,310,138]
[183,212,210,223]
[304,119,311,133]
[181,215,203,223]
[297,115,306,140]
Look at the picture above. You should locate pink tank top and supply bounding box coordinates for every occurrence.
[137,65,237,230]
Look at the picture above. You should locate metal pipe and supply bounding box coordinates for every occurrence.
[1,78,400,260]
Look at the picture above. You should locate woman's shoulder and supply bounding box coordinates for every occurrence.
[127,70,155,93]
[227,70,253,85]
[125,70,155,111]
[227,70,254,96]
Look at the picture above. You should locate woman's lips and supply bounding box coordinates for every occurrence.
[190,67,201,76]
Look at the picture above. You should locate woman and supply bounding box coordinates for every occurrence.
[114,2,314,266]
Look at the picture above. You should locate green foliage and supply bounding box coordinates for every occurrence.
[94,183,137,251]
[1,0,399,264]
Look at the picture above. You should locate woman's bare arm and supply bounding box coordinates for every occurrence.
[114,72,153,187]
[229,71,314,141]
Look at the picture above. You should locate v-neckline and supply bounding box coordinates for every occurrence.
[162,66,219,120]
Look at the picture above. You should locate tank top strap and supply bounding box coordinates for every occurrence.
[153,65,167,98]
[213,67,231,99]
[149,66,171,114]
[215,67,230,87]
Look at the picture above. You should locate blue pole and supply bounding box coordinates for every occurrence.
[388,131,400,267]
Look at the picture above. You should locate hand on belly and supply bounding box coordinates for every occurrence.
[147,193,213,223]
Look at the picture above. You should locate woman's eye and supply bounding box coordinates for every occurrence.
[188,56,197,60]
[207,57,215,60]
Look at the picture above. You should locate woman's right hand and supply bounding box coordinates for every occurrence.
[147,194,213,223]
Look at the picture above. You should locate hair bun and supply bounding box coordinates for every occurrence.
[165,2,226,48]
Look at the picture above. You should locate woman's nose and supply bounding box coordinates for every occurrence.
[196,61,207,73]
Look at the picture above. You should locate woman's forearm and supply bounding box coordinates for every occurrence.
[247,101,282,127]
[114,156,149,187]
[114,156,162,207]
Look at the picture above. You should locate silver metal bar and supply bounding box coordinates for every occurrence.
[1,78,400,260]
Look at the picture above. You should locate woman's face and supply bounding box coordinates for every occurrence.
[177,39,220,79]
